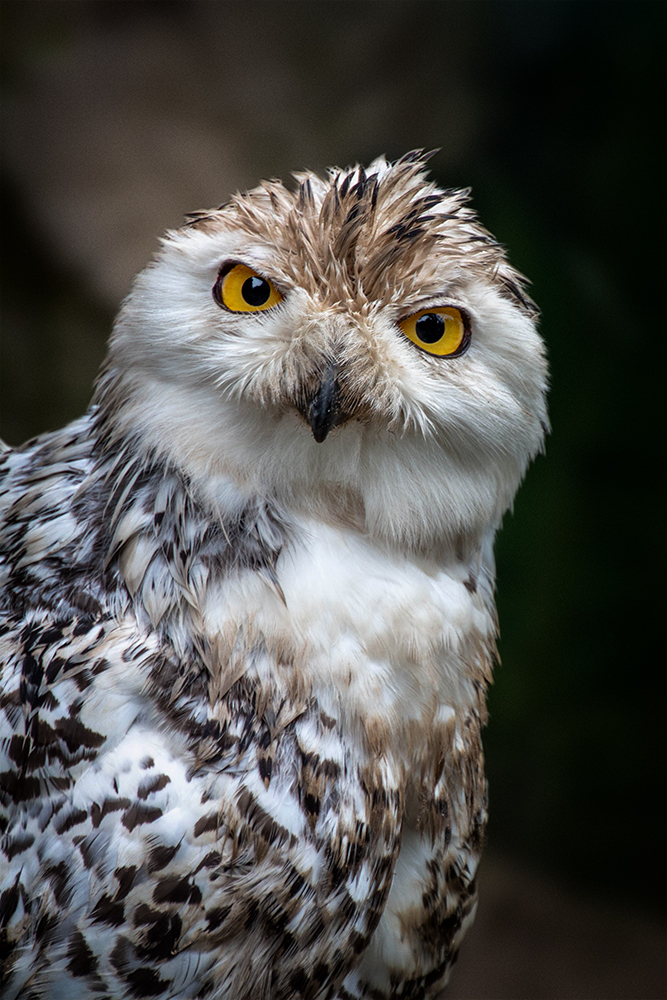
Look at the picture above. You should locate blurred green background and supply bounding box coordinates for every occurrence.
[1,2,664,996]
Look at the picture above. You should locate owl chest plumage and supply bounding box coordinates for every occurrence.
[1,419,491,998]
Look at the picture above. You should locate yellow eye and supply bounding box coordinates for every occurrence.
[214,263,283,313]
[399,307,469,357]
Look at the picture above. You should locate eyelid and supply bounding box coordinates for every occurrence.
[398,301,466,321]
[219,260,287,291]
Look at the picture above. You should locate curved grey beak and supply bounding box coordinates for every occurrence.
[307,364,343,443]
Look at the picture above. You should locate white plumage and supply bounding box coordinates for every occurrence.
[0,153,547,998]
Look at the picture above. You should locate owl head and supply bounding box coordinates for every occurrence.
[99,152,548,552]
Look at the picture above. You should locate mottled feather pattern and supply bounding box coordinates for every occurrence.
[0,154,547,998]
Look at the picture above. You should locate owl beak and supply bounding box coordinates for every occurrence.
[306,363,343,443]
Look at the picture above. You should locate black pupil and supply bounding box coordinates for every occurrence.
[415,313,445,343]
[242,275,271,307]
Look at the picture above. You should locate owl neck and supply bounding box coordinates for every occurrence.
[83,401,497,761]
[93,361,496,565]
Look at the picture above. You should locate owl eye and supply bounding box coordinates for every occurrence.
[214,263,283,313]
[399,307,470,357]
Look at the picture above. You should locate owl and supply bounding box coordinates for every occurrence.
[0,152,547,999]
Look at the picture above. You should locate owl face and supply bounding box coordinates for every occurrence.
[105,155,547,551]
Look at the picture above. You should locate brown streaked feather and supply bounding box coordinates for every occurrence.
[185,153,536,317]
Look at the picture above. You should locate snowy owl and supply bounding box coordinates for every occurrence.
[0,152,548,999]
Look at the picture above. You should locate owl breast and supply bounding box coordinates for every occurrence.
[203,517,494,746]
[192,513,493,995]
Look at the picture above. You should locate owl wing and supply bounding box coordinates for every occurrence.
[0,597,401,1000]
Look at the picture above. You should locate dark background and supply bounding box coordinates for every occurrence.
[1,3,665,997]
